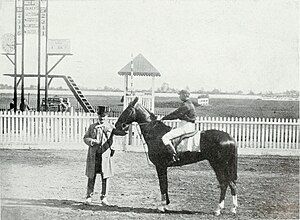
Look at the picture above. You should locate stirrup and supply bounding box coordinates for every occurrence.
[167,154,179,166]
[174,154,180,161]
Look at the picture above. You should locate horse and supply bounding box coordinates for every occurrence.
[114,97,238,215]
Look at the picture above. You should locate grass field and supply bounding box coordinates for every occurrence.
[1,92,299,119]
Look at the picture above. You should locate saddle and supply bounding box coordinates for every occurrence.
[172,130,199,151]
[178,130,198,142]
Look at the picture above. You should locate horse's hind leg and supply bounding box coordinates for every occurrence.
[209,162,229,216]
[229,181,238,214]
[215,181,229,216]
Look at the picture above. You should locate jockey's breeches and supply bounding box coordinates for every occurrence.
[162,120,195,145]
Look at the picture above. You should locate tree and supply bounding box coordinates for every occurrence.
[160,82,170,92]
[211,88,221,94]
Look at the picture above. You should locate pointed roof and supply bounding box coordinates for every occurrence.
[118,54,161,77]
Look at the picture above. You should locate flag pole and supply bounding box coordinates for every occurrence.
[130,53,134,95]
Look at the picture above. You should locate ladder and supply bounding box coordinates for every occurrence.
[64,76,95,113]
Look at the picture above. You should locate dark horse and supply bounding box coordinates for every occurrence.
[114,97,238,215]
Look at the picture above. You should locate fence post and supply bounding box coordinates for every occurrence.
[261,118,265,148]
[250,117,254,148]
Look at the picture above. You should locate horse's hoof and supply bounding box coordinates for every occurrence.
[231,207,237,214]
[214,209,222,216]
[85,197,92,205]
[157,204,166,212]
[164,203,176,211]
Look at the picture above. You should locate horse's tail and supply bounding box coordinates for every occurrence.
[228,141,238,182]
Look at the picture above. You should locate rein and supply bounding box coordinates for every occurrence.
[123,103,155,167]
[134,122,155,168]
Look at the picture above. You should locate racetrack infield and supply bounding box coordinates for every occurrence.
[1,149,299,220]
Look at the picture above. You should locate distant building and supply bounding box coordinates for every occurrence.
[197,94,209,106]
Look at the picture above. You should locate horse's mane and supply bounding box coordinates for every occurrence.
[132,102,171,137]
[135,103,157,121]
[146,120,171,138]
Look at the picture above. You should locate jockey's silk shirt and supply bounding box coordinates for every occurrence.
[162,99,196,123]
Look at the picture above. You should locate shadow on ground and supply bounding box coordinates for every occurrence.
[3,198,208,215]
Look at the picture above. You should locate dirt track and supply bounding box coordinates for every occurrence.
[1,149,299,220]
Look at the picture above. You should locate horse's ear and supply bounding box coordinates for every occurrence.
[130,97,139,106]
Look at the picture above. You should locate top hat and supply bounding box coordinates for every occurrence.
[97,106,110,116]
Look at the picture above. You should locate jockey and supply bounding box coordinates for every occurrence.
[161,89,196,162]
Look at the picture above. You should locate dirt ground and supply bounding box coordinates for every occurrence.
[1,149,299,220]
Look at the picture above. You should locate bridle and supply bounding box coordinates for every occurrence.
[120,106,136,130]
[121,103,152,129]
[120,103,154,167]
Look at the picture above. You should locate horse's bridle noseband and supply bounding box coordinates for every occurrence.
[121,106,136,130]
[121,105,151,130]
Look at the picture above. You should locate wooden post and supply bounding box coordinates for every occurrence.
[123,75,128,109]
[37,0,41,111]
[151,76,155,112]
[13,0,18,112]
[130,53,134,95]
[44,0,49,111]
[21,0,25,109]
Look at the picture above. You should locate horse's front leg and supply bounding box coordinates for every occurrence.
[156,165,169,212]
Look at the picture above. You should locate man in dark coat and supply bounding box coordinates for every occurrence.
[8,98,15,111]
[19,99,30,111]
[83,106,115,205]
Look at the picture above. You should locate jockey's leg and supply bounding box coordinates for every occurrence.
[162,127,185,162]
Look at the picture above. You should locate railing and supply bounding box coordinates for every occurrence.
[127,117,299,155]
[124,95,153,112]
[0,111,299,155]
[0,111,124,149]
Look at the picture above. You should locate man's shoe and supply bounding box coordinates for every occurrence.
[101,197,109,206]
[85,197,92,205]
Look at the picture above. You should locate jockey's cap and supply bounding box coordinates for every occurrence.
[178,89,190,96]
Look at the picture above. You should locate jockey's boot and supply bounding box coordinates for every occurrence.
[165,144,180,165]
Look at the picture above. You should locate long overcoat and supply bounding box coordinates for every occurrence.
[83,122,114,179]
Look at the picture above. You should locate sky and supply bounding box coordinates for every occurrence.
[0,0,299,93]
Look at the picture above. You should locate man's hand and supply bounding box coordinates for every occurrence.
[91,139,101,146]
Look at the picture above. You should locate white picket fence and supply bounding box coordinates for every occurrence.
[0,111,299,156]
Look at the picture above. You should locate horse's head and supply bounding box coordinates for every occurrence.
[115,97,157,135]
